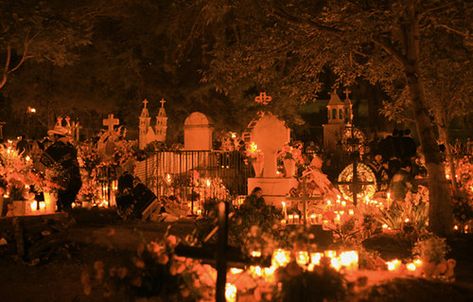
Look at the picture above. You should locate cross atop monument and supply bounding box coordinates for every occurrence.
[160,98,166,108]
[255,92,272,105]
[344,88,352,100]
[103,113,119,133]
[143,99,149,108]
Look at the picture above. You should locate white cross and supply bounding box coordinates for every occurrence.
[255,92,272,105]
[344,88,352,100]
[103,114,119,132]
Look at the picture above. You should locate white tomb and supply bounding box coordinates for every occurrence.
[184,112,213,150]
[247,113,298,205]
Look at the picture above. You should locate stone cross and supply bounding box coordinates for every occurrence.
[251,113,290,177]
[344,88,351,100]
[160,98,166,107]
[143,99,149,108]
[103,114,119,133]
[255,92,272,105]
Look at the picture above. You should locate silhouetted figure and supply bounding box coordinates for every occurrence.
[41,128,82,211]
[390,161,417,202]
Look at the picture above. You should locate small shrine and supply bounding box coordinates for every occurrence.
[139,98,168,149]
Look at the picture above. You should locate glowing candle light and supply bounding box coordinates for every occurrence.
[310,252,323,265]
[341,200,347,207]
[386,259,401,271]
[294,214,300,224]
[406,262,416,272]
[251,250,262,258]
[339,251,359,270]
[281,201,287,220]
[325,250,337,258]
[330,257,341,271]
[413,259,422,267]
[348,209,354,216]
[310,213,316,224]
[296,251,310,267]
[272,249,290,267]
[230,268,243,275]
[288,214,294,224]
[225,283,237,302]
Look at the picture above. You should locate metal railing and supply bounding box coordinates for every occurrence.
[135,150,252,201]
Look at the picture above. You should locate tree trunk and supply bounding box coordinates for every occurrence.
[404,1,452,236]
[438,124,458,190]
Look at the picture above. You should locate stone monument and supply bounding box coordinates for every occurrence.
[184,112,213,150]
[247,112,298,205]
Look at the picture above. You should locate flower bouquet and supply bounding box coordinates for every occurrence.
[245,142,264,177]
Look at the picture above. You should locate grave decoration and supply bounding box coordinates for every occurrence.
[0,141,61,216]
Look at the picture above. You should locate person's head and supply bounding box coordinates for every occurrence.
[251,187,263,198]
[400,160,412,172]
[374,154,383,163]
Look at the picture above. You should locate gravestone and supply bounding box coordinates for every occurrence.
[250,113,289,177]
[247,113,297,205]
[98,114,121,160]
[184,112,213,150]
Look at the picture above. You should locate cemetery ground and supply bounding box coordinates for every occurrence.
[0,208,473,302]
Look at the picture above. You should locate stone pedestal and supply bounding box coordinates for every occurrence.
[248,177,298,206]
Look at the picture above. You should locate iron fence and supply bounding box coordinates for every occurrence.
[135,150,252,202]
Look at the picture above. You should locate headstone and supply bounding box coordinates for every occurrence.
[103,114,120,133]
[184,112,213,150]
[247,113,297,205]
[250,113,290,177]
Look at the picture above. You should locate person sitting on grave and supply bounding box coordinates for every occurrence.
[116,163,136,219]
[41,126,82,211]
[301,156,340,199]
[16,134,30,156]
[243,187,265,208]
[390,160,417,202]
[368,154,389,191]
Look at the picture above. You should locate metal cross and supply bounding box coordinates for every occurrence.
[254,92,272,105]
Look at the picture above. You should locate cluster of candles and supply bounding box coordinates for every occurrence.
[245,248,359,279]
[385,258,422,274]
[453,224,470,233]
[280,193,391,228]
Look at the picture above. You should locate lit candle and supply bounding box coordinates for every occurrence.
[406,262,416,272]
[322,219,329,230]
[272,249,290,267]
[325,250,337,258]
[339,251,359,270]
[296,251,310,267]
[294,214,300,224]
[288,214,294,224]
[386,259,401,271]
[310,252,323,265]
[310,214,316,224]
[225,283,237,302]
[281,201,287,220]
